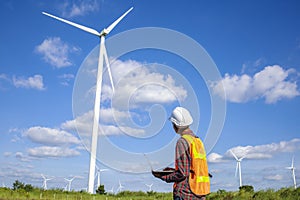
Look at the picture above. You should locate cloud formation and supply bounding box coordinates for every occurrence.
[61,109,145,136]
[22,126,81,158]
[211,65,300,104]
[61,0,100,18]
[12,75,45,90]
[58,73,75,86]
[24,126,80,146]
[104,59,187,109]
[35,37,79,68]
[27,146,80,158]
[208,138,300,163]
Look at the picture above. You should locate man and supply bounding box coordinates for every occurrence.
[152,107,210,200]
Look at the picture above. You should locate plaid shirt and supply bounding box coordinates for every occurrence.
[161,130,206,200]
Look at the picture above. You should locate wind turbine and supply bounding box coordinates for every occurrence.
[64,176,76,192]
[42,7,133,194]
[286,156,297,189]
[145,183,153,191]
[107,186,114,194]
[230,150,246,187]
[95,165,108,189]
[117,180,124,193]
[41,174,53,190]
[63,183,68,191]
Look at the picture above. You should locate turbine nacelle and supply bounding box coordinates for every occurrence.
[100,28,109,36]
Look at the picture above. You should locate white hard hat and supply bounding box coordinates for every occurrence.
[169,107,193,127]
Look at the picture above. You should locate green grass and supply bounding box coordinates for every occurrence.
[0,187,299,200]
[0,187,173,200]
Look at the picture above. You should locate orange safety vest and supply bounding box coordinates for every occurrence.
[182,134,210,196]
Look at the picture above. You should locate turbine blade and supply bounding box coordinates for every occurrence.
[240,154,246,161]
[230,149,238,161]
[42,12,100,36]
[292,156,294,168]
[105,7,133,35]
[103,44,115,92]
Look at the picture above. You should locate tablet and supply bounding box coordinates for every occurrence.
[152,170,174,176]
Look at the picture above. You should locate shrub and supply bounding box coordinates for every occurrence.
[96,184,106,195]
[239,185,254,193]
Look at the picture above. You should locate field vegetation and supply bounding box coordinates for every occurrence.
[0,180,299,200]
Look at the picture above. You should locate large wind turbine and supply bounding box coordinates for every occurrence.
[286,156,297,189]
[230,150,246,187]
[42,7,133,193]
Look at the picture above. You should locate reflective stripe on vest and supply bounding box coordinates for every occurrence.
[183,135,206,160]
[197,176,210,183]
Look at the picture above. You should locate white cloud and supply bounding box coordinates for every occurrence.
[15,152,32,162]
[35,37,79,68]
[264,174,283,181]
[61,109,145,136]
[3,152,12,157]
[24,126,80,146]
[207,153,226,163]
[211,65,300,103]
[0,73,9,81]
[58,73,75,86]
[12,74,45,90]
[226,138,300,159]
[27,146,80,158]
[104,59,187,108]
[61,0,100,18]
[209,138,300,162]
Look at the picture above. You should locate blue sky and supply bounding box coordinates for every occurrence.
[1,0,300,193]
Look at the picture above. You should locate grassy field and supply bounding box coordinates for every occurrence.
[0,186,299,200]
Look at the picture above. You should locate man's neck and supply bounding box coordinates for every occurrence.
[179,128,192,136]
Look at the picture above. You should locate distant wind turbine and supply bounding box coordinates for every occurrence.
[230,150,246,187]
[42,7,133,194]
[107,186,114,194]
[286,156,297,189]
[63,183,68,191]
[95,165,108,189]
[64,176,76,192]
[145,183,153,191]
[41,174,53,190]
[117,180,124,193]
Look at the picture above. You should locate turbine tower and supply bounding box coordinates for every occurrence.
[64,176,76,192]
[286,156,297,189]
[230,150,245,187]
[42,7,133,193]
[41,174,53,190]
